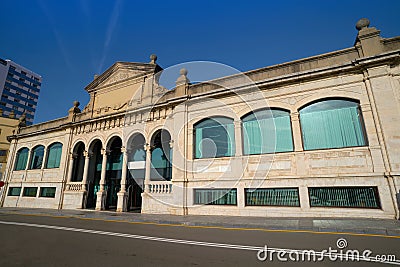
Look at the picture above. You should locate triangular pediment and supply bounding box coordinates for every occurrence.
[85,62,161,92]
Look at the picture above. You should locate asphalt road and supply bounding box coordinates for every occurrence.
[0,213,399,266]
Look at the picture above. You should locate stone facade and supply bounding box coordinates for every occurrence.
[1,19,399,219]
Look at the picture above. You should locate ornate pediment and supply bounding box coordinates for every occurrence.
[85,62,162,92]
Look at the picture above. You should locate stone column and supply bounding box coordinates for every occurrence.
[290,112,303,152]
[41,147,48,170]
[81,151,91,191]
[144,144,152,193]
[234,120,243,156]
[99,149,108,191]
[96,149,108,210]
[117,147,129,212]
[66,153,75,183]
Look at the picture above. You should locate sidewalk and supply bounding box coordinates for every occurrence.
[1,207,399,237]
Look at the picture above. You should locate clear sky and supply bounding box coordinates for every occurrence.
[1,0,399,124]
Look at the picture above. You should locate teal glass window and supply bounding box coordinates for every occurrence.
[245,188,300,206]
[299,99,367,150]
[45,143,62,169]
[29,145,45,169]
[39,187,56,198]
[194,189,237,205]
[14,147,29,170]
[23,187,37,197]
[194,117,235,159]
[309,187,381,208]
[8,187,21,196]
[242,109,293,155]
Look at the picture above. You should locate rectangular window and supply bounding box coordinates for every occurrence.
[245,188,300,206]
[39,187,56,198]
[21,71,27,76]
[8,187,21,196]
[308,187,381,209]
[23,187,38,197]
[194,189,237,205]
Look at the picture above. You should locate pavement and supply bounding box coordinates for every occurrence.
[1,207,399,237]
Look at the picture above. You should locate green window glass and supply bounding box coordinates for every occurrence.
[299,99,367,150]
[308,187,381,208]
[39,187,56,198]
[242,109,293,155]
[14,147,29,170]
[45,143,63,169]
[8,187,21,196]
[23,187,38,197]
[245,188,300,206]
[194,117,235,159]
[29,145,45,169]
[194,189,237,205]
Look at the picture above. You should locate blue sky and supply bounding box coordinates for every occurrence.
[1,0,399,124]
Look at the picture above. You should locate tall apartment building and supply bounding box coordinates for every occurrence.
[0,58,41,125]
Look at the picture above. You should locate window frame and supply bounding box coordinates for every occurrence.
[245,188,300,207]
[29,145,45,170]
[39,187,56,198]
[193,117,235,159]
[45,142,63,169]
[299,98,368,151]
[241,108,294,155]
[22,187,38,197]
[193,188,237,205]
[8,187,22,196]
[14,147,29,171]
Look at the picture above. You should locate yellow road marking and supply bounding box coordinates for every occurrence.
[1,211,399,239]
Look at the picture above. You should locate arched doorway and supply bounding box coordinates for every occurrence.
[150,130,172,181]
[105,137,122,210]
[71,142,85,182]
[86,139,103,209]
[127,133,146,211]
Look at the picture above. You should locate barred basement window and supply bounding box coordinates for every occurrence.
[39,187,56,198]
[8,187,21,196]
[308,187,381,208]
[194,189,237,205]
[23,187,37,197]
[245,188,300,206]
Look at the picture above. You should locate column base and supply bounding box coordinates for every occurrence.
[116,191,129,212]
[95,191,107,211]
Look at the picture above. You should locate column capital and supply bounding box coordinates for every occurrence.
[169,140,174,149]
[83,151,92,158]
[290,111,300,121]
[144,143,153,152]
[101,149,110,156]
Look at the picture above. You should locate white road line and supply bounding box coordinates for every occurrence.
[0,220,399,265]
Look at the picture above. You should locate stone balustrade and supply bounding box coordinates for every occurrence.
[66,182,83,191]
[148,182,172,194]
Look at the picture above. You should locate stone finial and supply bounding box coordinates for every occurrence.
[9,110,15,119]
[94,74,99,80]
[176,68,190,86]
[150,54,158,64]
[18,112,26,128]
[68,101,81,121]
[356,18,370,31]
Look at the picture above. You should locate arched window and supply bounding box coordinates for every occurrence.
[71,142,85,182]
[299,99,367,150]
[194,117,235,159]
[45,143,63,168]
[151,130,172,181]
[242,109,293,155]
[29,145,45,169]
[14,147,29,171]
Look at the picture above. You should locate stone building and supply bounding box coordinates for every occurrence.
[1,19,399,219]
